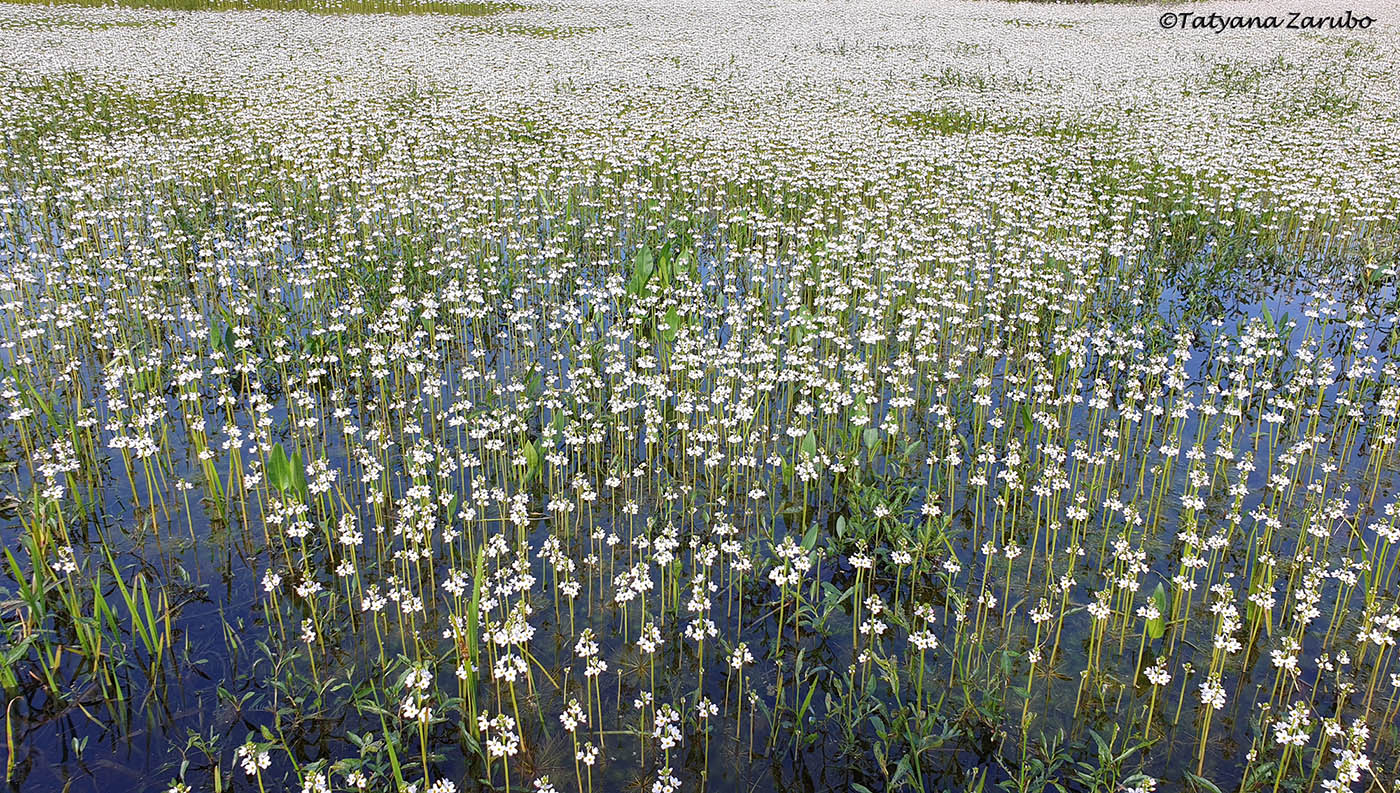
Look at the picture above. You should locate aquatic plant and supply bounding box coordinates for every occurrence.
[0,1,1398,792]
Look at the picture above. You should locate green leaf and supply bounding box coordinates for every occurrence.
[1146,582,1166,641]
[466,550,484,696]
[796,679,818,723]
[289,451,308,500]
[801,430,817,459]
[662,305,681,342]
[657,249,673,288]
[891,755,914,786]
[267,444,290,494]
[627,246,656,297]
[685,248,699,281]
[522,439,541,482]
[1089,728,1110,760]
[1183,772,1225,793]
[903,439,924,461]
[862,427,879,451]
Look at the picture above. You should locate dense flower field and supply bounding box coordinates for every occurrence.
[1,1,1398,791]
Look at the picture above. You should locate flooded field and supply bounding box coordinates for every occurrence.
[0,1,1398,791]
